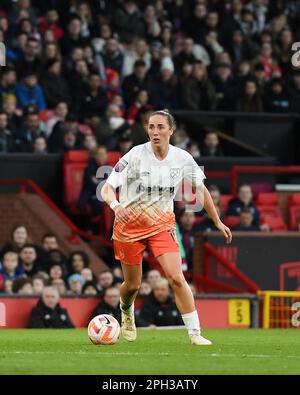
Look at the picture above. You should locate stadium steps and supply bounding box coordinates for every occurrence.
[0,193,108,274]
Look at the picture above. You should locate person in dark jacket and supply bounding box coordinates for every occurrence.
[28,286,74,328]
[227,184,260,228]
[0,112,14,153]
[92,286,121,323]
[232,208,260,231]
[78,145,109,214]
[41,59,70,109]
[263,78,290,113]
[201,131,224,157]
[181,61,217,110]
[137,278,183,327]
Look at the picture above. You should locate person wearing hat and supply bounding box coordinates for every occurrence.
[152,57,178,109]
[28,286,74,328]
[67,273,85,295]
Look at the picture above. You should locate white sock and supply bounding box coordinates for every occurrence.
[120,298,134,315]
[182,310,201,337]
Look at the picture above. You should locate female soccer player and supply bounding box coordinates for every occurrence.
[101,109,232,345]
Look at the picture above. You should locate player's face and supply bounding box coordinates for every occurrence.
[148,115,173,148]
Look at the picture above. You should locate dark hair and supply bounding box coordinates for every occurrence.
[12,277,32,293]
[149,108,176,130]
[103,286,119,296]
[42,233,57,241]
[20,243,37,252]
[82,281,99,294]
[70,251,90,267]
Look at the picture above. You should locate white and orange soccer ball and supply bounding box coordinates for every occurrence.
[88,314,120,345]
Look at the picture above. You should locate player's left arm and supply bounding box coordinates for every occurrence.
[198,183,232,244]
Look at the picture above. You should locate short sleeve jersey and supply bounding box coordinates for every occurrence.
[106,142,205,242]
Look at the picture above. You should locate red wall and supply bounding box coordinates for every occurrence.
[0,297,240,329]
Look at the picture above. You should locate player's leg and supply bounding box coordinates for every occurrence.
[119,263,142,342]
[114,238,145,341]
[156,251,212,345]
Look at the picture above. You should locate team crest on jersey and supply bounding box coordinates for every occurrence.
[170,168,181,179]
[114,159,128,172]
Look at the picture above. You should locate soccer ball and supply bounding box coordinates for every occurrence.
[88,314,120,345]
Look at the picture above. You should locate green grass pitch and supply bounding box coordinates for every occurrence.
[0,328,299,375]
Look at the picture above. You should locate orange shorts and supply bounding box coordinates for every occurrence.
[113,229,180,265]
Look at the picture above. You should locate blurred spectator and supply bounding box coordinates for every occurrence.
[48,263,65,282]
[79,73,108,121]
[122,59,152,108]
[139,281,152,296]
[146,270,162,289]
[254,43,282,80]
[83,134,98,154]
[12,277,33,295]
[19,244,42,277]
[186,141,201,160]
[14,108,46,152]
[33,136,47,153]
[0,251,24,281]
[131,104,153,146]
[92,286,121,322]
[38,8,64,42]
[28,286,74,328]
[67,273,85,295]
[68,251,89,275]
[80,268,94,283]
[0,112,13,153]
[181,61,216,110]
[45,102,68,137]
[96,270,114,296]
[264,78,290,113]
[227,184,260,227]
[16,71,46,110]
[137,278,183,327]
[1,225,30,256]
[178,211,196,271]
[96,37,124,82]
[41,59,70,109]
[153,57,178,109]
[127,90,150,123]
[202,131,224,157]
[48,113,83,153]
[42,234,59,253]
[171,126,190,150]
[82,281,98,296]
[0,68,17,107]
[15,37,41,79]
[32,274,47,295]
[78,145,108,214]
[60,14,89,56]
[3,279,13,294]
[123,38,152,78]
[1,94,22,136]
[51,278,67,296]
[236,78,263,112]
[212,62,237,111]
[232,208,260,231]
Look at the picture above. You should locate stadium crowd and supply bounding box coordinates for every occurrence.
[0,0,300,155]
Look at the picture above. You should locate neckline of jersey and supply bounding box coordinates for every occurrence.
[147,141,172,162]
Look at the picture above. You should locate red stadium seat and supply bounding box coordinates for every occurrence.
[289,193,300,206]
[223,216,240,227]
[107,151,121,167]
[260,215,287,231]
[220,195,233,212]
[256,192,278,206]
[63,151,89,214]
[289,206,300,230]
[257,205,281,217]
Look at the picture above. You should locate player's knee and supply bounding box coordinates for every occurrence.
[125,282,141,293]
[167,273,185,289]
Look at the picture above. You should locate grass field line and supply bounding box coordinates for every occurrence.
[1,351,300,359]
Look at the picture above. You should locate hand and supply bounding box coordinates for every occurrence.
[113,205,131,223]
[215,221,232,244]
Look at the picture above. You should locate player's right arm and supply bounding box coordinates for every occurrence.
[101,182,130,222]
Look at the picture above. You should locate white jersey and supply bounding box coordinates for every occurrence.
[106,142,205,242]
